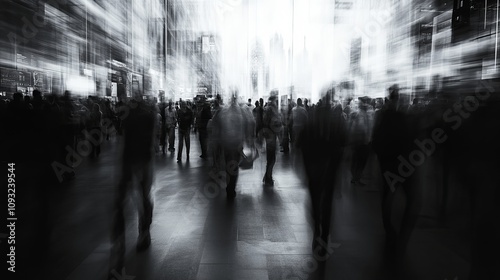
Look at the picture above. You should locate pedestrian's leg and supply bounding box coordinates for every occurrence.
[308,180,322,253]
[137,162,153,251]
[264,135,277,184]
[110,165,132,274]
[168,126,175,151]
[225,148,240,198]
[185,128,190,160]
[177,129,184,161]
[161,126,167,153]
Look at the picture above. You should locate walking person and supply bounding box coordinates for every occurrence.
[196,99,212,159]
[290,98,308,149]
[349,97,373,185]
[211,89,254,199]
[158,100,168,154]
[372,84,411,257]
[262,93,282,186]
[109,92,158,277]
[301,87,346,258]
[177,101,194,162]
[165,101,177,153]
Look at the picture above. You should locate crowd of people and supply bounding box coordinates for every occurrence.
[1,82,499,279]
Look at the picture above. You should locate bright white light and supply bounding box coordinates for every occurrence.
[67,75,93,95]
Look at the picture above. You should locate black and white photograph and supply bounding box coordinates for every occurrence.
[1,0,499,279]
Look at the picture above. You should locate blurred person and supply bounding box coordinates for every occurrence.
[210,89,254,199]
[59,91,77,180]
[158,100,168,153]
[247,98,254,109]
[155,110,162,153]
[290,98,308,148]
[209,95,224,170]
[372,84,411,256]
[109,91,157,276]
[280,98,293,153]
[103,99,116,141]
[196,99,212,159]
[165,101,177,152]
[349,97,373,185]
[304,98,311,113]
[300,87,346,257]
[262,93,282,185]
[177,100,194,162]
[253,99,264,148]
[88,103,103,158]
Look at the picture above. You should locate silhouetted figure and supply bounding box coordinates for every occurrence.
[372,85,411,259]
[103,99,116,140]
[211,90,254,199]
[158,100,167,153]
[253,98,265,149]
[290,98,308,148]
[109,93,157,276]
[165,101,177,152]
[349,97,373,185]
[304,98,311,113]
[280,98,293,153]
[177,101,194,162]
[196,99,212,158]
[300,87,346,259]
[262,93,282,186]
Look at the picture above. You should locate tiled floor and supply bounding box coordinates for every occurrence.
[14,133,473,280]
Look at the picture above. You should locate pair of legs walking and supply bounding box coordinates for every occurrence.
[177,128,190,161]
[110,160,153,274]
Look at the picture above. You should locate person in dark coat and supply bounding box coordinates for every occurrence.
[300,87,346,258]
[109,92,158,276]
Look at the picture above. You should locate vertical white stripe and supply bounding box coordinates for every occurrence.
[495,0,499,69]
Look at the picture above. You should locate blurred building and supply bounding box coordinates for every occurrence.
[166,0,221,101]
[0,0,167,98]
[387,0,500,97]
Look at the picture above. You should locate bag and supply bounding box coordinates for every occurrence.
[239,147,259,169]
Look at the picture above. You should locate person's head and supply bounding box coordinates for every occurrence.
[229,87,239,105]
[248,98,252,104]
[304,98,309,106]
[13,92,23,102]
[268,95,277,106]
[297,98,303,106]
[33,90,42,101]
[63,90,72,100]
[255,101,259,107]
[259,98,264,106]
[388,84,400,102]
[320,87,334,107]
